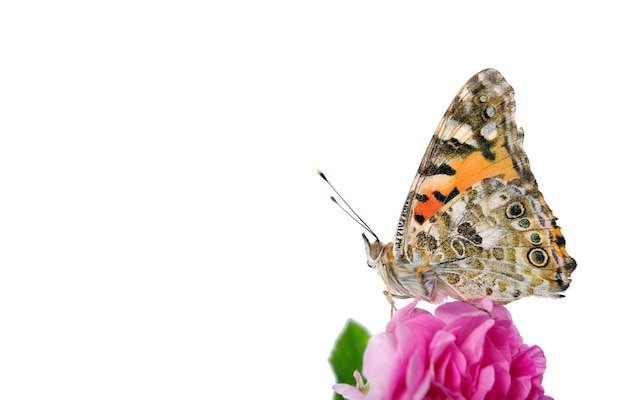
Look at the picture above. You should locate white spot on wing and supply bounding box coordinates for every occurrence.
[479,226,508,247]
[439,118,474,142]
[480,121,498,140]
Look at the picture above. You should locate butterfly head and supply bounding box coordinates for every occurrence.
[362,233,421,300]
[362,233,383,269]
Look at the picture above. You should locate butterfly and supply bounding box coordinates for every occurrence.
[323,68,576,305]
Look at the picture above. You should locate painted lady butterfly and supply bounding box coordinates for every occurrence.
[323,68,576,304]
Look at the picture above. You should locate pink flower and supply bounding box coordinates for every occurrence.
[334,300,552,400]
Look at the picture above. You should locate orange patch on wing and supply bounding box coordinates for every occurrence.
[413,173,457,222]
[455,152,518,189]
[413,192,444,222]
[413,151,520,223]
[550,226,570,260]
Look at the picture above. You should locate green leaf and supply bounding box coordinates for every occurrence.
[329,319,371,400]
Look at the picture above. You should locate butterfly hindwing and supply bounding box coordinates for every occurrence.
[420,177,576,303]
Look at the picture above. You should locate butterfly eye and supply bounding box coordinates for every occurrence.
[527,248,549,267]
[369,242,382,259]
[505,201,525,219]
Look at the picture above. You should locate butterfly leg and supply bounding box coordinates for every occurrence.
[383,290,414,318]
[383,290,397,317]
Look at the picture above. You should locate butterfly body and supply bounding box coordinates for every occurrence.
[364,69,576,304]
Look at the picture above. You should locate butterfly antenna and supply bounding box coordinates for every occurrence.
[317,170,379,242]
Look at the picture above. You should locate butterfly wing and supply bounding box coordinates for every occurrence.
[392,68,575,303]
[426,177,576,302]
[396,68,530,257]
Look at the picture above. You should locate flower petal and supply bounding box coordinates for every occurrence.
[470,365,495,400]
[332,301,549,400]
[333,383,366,400]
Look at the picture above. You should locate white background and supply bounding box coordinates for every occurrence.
[1,1,622,399]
